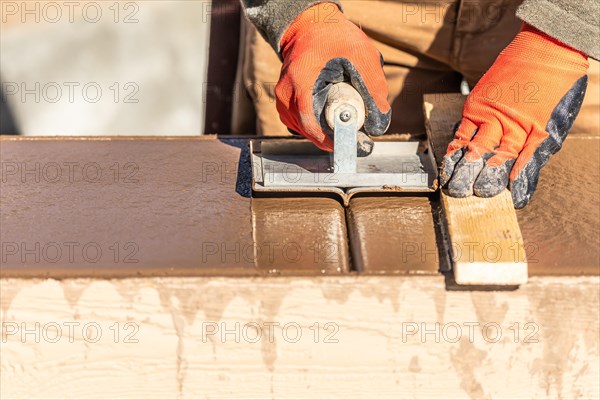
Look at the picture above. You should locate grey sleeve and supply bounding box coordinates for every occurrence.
[240,0,341,53]
[516,0,600,60]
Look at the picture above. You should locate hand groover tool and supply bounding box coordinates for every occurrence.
[251,82,438,205]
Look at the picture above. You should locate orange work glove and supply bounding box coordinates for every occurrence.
[441,24,589,208]
[275,2,391,154]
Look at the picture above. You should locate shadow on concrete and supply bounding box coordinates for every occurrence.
[218,138,252,198]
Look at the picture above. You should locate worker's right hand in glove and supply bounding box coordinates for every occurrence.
[275,2,391,155]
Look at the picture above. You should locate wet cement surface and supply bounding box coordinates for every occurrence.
[347,196,441,274]
[252,198,349,275]
[1,137,598,278]
[0,137,255,277]
[517,137,600,275]
[0,137,351,277]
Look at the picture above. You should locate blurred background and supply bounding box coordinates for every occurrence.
[0,0,246,136]
[1,1,598,137]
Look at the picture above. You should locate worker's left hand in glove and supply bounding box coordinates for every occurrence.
[441,24,590,208]
[275,2,391,155]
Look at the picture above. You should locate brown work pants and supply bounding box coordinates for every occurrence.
[235,0,599,137]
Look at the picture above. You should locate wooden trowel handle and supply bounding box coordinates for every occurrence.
[324,82,366,131]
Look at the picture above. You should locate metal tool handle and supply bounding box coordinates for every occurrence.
[324,82,366,174]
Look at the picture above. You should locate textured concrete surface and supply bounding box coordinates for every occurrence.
[517,137,600,275]
[1,136,598,277]
[0,1,211,135]
[0,137,255,277]
[0,137,352,277]
[347,196,441,275]
[252,198,350,275]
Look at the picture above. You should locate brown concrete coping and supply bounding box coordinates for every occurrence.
[347,196,442,275]
[1,137,252,277]
[517,137,600,276]
[252,198,349,275]
[1,135,598,278]
[0,137,349,278]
